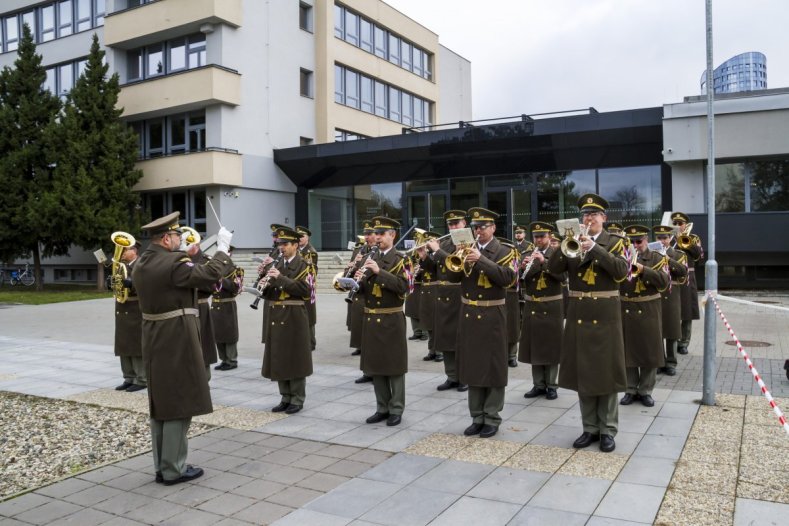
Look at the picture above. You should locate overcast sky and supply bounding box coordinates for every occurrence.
[385,0,789,121]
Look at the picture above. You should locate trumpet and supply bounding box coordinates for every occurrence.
[676,222,696,250]
[559,222,589,259]
[246,251,283,309]
[405,232,452,253]
[110,231,136,303]
[445,235,480,276]
[629,247,642,277]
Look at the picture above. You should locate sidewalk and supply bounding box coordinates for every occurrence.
[1,292,788,525]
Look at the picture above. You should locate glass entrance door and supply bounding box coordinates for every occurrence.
[485,185,532,240]
[407,192,448,235]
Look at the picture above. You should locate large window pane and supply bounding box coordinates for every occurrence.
[334,64,344,103]
[345,69,359,108]
[401,41,412,71]
[128,48,143,80]
[413,47,423,77]
[147,119,164,157]
[344,10,358,46]
[373,25,387,58]
[168,38,186,72]
[187,34,206,68]
[41,5,56,42]
[95,0,105,25]
[43,68,56,93]
[5,16,18,51]
[401,92,413,126]
[76,0,91,32]
[598,166,662,225]
[388,34,400,65]
[58,63,73,98]
[537,170,596,224]
[360,75,373,113]
[450,177,483,211]
[360,18,372,53]
[333,4,344,38]
[748,160,789,212]
[374,80,387,117]
[58,0,73,37]
[388,86,401,122]
[169,115,186,153]
[21,11,35,43]
[147,43,164,77]
[715,163,745,212]
[355,183,403,231]
[414,96,424,127]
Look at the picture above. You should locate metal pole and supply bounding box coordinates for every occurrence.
[702,0,717,406]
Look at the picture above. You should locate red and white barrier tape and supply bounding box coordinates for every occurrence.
[706,292,789,436]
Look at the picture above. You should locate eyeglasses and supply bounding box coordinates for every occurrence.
[581,211,602,218]
[656,235,669,240]
[632,238,647,244]
[672,221,686,226]
[472,224,491,230]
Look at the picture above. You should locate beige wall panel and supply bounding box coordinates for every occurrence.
[332,105,404,137]
[134,151,242,191]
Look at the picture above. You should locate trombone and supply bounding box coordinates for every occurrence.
[405,230,452,253]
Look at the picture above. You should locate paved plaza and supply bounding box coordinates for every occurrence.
[1,292,788,525]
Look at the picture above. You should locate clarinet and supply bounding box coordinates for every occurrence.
[249,252,283,310]
[346,245,378,304]
[520,249,539,280]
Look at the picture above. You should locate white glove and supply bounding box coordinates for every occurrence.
[216,227,233,254]
[179,232,189,251]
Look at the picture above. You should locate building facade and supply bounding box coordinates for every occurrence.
[701,51,767,95]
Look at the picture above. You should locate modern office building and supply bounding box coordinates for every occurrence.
[701,51,767,95]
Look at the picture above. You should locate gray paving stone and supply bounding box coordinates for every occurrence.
[412,459,496,495]
[467,467,551,505]
[13,500,83,525]
[331,424,399,448]
[98,517,148,526]
[734,497,789,526]
[529,423,579,448]
[297,472,351,493]
[594,482,665,523]
[607,431,644,456]
[359,485,459,526]
[528,474,611,514]
[103,470,155,491]
[370,428,431,452]
[112,454,154,471]
[75,465,131,484]
[163,484,224,507]
[617,413,655,434]
[265,486,324,508]
[125,499,189,524]
[507,505,589,526]
[294,420,361,442]
[305,478,403,519]
[586,517,652,525]
[34,478,94,499]
[429,496,521,526]
[196,493,258,516]
[659,401,701,419]
[359,453,442,485]
[289,454,340,471]
[201,453,251,472]
[283,439,326,454]
[616,455,677,487]
[234,479,288,500]
[228,459,278,478]
[233,443,277,459]
[45,507,115,526]
[264,465,314,485]
[271,509,352,526]
[231,500,293,524]
[62,484,125,506]
[647,416,694,438]
[200,471,256,492]
[632,434,686,460]
[200,439,248,455]
[92,491,158,515]
[346,449,392,465]
[159,508,228,526]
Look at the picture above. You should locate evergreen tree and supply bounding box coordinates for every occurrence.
[0,24,62,290]
[47,34,143,289]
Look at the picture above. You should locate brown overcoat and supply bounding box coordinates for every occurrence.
[418,266,437,330]
[133,244,234,420]
[359,248,409,376]
[193,252,218,366]
[448,238,517,388]
[519,245,564,365]
[300,243,318,326]
[548,230,629,396]
[261,253,314,381]
[114,259,142,357]
[679,235,704,320]
[211,273,241,344]
[420,238,462,353]
[349,245,375,349]
[661,247,688,340]
[620,249,670,368]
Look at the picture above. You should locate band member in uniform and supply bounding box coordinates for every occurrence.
[653,225,687,376]
[619,225,669,407]
[672,212,703,355]
[114,240,146,392]
[133,212,234,485]
[357,217,410,427]
[498,237,521,368]
[344,235,365,332]
[520,222,564,400]
[259,224,287,344]
[448,208,516,438]
[350,221,376,383]
[548,194,628,453]
[416,232,441,361]
[514,225,530,251]
[190,240,219,379]
[211,247,243,371]
[422,211,470,392]
[261,226,315,414]
[404,252,426,342]
[296,226,318,351]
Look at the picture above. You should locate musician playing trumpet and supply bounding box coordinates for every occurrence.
[113,238,146,392]
[654,225,688,376]
[671,212,704,355]
[519,222,564,401]
[261,226,315,415]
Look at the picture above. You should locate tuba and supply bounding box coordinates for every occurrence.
[110,231,136,303]
[676,222,695,250]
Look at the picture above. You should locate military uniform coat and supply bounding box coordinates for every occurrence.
[193,252,218,366]
[679,235,703,320]
[261,245,282,342]
[211,272,242,344]
[300,243,318,326]
[548,230,629,396]
[420,239,462,353]
[345,244,363,330]
[620,249,670,368]
[505,287,520,344]
[349,245,375,349]
[519,246,564,365]
[404,264,421,319]
[661,247,688,340]
[358,248,409,376]
[133,245,234,420]
[418,264,436,330]
[114,259,143,357]
[261,253,314,381]
[448,238,517,388]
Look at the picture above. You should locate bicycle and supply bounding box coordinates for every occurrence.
[9,263,35,286]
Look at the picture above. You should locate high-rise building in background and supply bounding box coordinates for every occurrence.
[701,51,767,94]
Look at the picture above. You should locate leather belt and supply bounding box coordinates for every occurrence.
[568,290,619,299]
[197,297,210,305]
[271,300,304,306]
[142,308,199,321]
[364,306,403,314]
[422,281,442,287]
[621,293,661,303]
[212,297,237,303]
[461,297,506,307]
[524,294,563,303]
[121,297,138,302]
[688,268,696,272]
[433,281,459,286]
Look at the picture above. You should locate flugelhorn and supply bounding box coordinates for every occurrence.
[445,235,480,276]
[110,231,136,303]
[556,219,588,259]
[676,222,696,250]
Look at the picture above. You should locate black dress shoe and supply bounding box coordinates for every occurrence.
[162,465,204,486]
[126,384,146,392]
[572,432,599,449]
[434,355,444,362]
[386,414,402,426]
[271,402,289,412]
[351,349,361,356]
[456,384,469,392]
[479,424,499,438]
[420,334,429,341]
[600,434,616,452]
[436,379,458,391]
[664,366,676,376]
[523,386,547,398]
[508,358,518,368]
[155,471,163,484]
[355,375,373,384]
[677,346,688,355]
[115,381,133,391]
[409,334,422,341]
[423,353,437,361]
[620,393,636,405]
[214,363,228,370]
[545,388,558,400]
[366,412,389,424]
[640,395,655,407]
[464,423,484,436]
[285,404,302,414]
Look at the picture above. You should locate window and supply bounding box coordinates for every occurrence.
[388,86,400,122]
[401,92,413,126]
[43,57,87,97]
[388,34,400,65]
[335,129,368,142]
[360,75,373,113]
[58,62,73,98]
[300,137,313,146]
[76,0,91,32]
[401,41,412,72]
[168,37,187,72]
[299,2,312,32]
[58,0,73,37]
[146,43,164,77]
[147,119,165,157]
[43,69,56,93]
[169,114,186,154]
[414,96,424,127]
[374,80,387,117]
[333,4,344,38]
[715,163,745,212]
[360,19,373,53]
[373,26,387,58]
[5,16,19,52]
[413,47,423,77]
[713,160,789,213]
[300,68,313,98]
[127,34,207,81]
[344,10,358,46]
[134,112,207,159]
[334,64,344,103]
[345,69,359,108]
[94,0,105,26]
[41,5,55,42]
[187,34,206,68]
[128,48,143,80]
[21,11,36,42]
[187,113,205,152]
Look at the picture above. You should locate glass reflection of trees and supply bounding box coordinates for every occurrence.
[747,160,789,212]
[537,170,595,222]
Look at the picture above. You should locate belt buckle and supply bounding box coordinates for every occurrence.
[467,299,478,306]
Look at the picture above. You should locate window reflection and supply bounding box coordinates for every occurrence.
[598,166,662,226]
[537,170,595,223]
